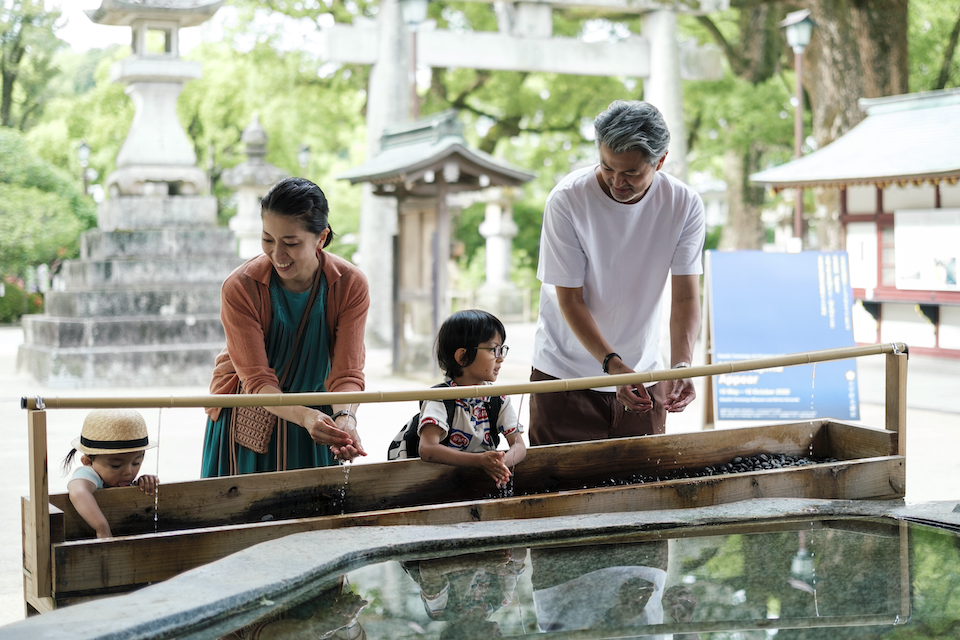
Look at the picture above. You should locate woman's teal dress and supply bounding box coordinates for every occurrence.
[201,274,338,476]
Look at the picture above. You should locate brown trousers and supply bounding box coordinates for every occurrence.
[528,368,667,446]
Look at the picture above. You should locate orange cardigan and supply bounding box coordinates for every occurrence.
[205,250,369,420]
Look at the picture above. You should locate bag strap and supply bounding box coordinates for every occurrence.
[487,395,503,449]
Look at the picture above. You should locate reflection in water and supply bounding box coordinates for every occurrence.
[222,519,960,639]
[222,576,368,640]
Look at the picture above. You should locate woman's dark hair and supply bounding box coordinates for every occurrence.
[261,177,334,248]
[436,309,506,378]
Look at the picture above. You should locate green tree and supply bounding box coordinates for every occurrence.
[0,127,94,277]
[0,0,63,129]
[176,38,369,243]
[910,0,960,92]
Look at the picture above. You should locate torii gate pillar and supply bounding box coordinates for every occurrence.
[359,0,412,346]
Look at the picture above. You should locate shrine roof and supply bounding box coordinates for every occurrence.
[85,0,224,27]
[750,88,960,190]
[339,111,535,190]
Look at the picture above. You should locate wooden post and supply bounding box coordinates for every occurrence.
[702,253,715,429]
[26,408,52,600]
[885,349,908,457]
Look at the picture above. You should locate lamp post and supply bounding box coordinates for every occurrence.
[77,140,91,195]
[780,9,814,244]
[297,144,311,174]
[398,0,429,121]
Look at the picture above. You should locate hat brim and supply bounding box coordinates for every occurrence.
[71,437,158,456]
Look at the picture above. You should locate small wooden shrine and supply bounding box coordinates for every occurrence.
[339,110,535,372]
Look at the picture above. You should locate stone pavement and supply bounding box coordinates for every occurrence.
[1,323,958,626]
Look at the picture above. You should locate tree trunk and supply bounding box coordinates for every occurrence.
[803,0,909,248]
[719,149,766,250]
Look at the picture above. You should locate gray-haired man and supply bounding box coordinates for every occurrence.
[529,100,706,445]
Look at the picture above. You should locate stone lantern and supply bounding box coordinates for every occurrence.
[85,0,223,200]
[221,115,289,258]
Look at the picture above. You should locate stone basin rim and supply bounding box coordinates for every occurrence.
[6,497,959,640]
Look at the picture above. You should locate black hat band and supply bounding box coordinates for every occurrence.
[80,436,149,450]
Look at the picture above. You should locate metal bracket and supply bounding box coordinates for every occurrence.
[20,397,45,410]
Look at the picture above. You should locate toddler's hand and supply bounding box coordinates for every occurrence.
[137,474,159,496]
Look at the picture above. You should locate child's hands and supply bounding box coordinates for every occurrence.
[477,450,511,488]
[136,474,159,496]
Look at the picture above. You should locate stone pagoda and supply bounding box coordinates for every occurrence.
[18,0,241,387]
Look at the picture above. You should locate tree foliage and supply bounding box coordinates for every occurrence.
[6,0,960,285]
[0,127,94,277]
[909,0,960,92]
[0,0,63,129]
[176,37,369,249]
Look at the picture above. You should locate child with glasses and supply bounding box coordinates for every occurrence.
[418,309,526,487]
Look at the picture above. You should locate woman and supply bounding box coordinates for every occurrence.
[202,177,369,476]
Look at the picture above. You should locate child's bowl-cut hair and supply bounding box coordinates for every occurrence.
[437,310,506,379]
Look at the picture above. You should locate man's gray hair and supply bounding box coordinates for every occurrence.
[594,100,670,166]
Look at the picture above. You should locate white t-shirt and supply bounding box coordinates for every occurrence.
[418,383,522,453]
[534,166,705,383]
[533,565,667,633]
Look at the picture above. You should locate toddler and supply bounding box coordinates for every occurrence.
[62,409,159,538]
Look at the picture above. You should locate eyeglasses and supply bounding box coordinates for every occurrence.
[476,344,509,359]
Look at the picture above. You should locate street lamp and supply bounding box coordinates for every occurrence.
[780,9,814,244]
[77,140,91,195]
[297,144,311,173]
[398,0,429,121]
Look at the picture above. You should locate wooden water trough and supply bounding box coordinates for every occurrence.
[21,343,909,614]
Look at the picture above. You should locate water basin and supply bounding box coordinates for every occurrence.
[219,516,957,640]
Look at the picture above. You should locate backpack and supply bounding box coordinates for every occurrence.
[387,383,503,460]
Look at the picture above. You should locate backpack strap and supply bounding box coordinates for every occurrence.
[486,395,503,449]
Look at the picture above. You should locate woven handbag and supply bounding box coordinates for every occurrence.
[229,253,325,459]
[231,396,277,454]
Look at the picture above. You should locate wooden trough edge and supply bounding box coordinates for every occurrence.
[39,420,899,541]
[47,454,904,596]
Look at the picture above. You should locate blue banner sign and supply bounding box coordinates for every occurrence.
[706,251,860,421]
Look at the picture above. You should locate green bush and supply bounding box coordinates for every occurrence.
[27,291,44,314]
[0,278,29,324]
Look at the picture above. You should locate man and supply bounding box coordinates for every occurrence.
[529,100,706,445]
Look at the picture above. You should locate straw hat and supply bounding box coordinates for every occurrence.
[72,409,158,455]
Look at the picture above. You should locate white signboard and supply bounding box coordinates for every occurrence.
[894,208,960,291]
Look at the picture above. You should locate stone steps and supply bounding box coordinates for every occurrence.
[21,314,225,349]
[19,193,242,387]
[81,228,240,260]
[59,257,244,289]
[43,287,224,318]
[17,341,222,388]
